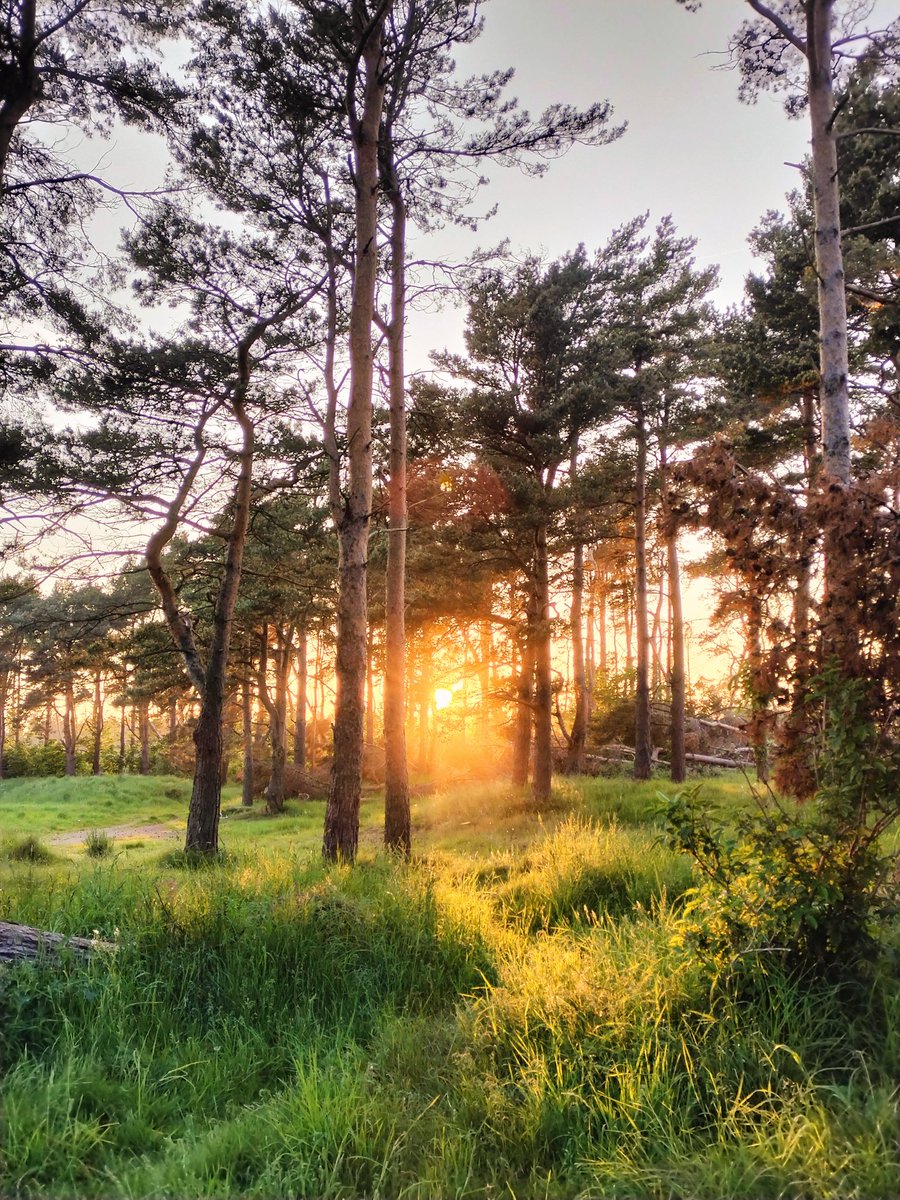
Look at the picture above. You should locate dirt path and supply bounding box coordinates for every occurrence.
[50,823,180,846]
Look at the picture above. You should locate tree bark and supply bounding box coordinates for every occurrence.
[512,598,535,787]
[382,159,411,855]
[258,623,293,815]
[564,540,588,774]
[91,668,103,776]
[184,365,256,853]
[633,407,653,780]
[118,673,127,773]
[293,625,307,768]
[241,661,254,807]
[63,677,77,776]
[324,7,389,862]
[0,668,8,780]
[0,1,39,187]
[138,699,150,775]
[805,0,850,489]
[661,449,686,784]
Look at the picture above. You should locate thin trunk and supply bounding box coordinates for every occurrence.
[585,573,596,704]
[0,670,7,779]
[309,633,322,770]
[512,601,535,787]
[14,665,22,747]
[324,9,389,862]
[138,699,150,775]
[365,631,375,749]
[650,565,664,697]
[91,668,103,776]
[748,597,770,784]
[565,540,588,774]
[119,675,127,773]
[382,147,410,855]
[661,448,686,784]
[293,626,308,768]
[806,0,850,489]
[417,634,433,772]
[258,624,293,815]
[63,678,77,776]
[241,663,254,807]
[633,409,653,780]
[479,619,492,739]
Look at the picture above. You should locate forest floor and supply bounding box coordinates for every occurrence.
[1,771,898,1199]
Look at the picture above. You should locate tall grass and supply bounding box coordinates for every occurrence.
[1,776,898,1198]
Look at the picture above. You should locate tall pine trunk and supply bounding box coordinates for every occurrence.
[806,0,850,490]
[565,540,588,773]
[382,152,411,855]
[293,625,307,768]
[324,9,388,862]
[633,408,653,780]
[512,597,535,787]
[661,448,686,783]
[138,699,150,775]
[63,677,77,776]
[241,662,254,807]
[91,668,103,775]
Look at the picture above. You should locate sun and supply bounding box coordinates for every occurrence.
[434,688,453,711]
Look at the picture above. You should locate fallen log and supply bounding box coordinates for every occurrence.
[0,920,115,966]
[683,752,752,769]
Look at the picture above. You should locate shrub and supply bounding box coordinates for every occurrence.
[84,829,114,859]
[6,835,56,864]
[2,742,69,778]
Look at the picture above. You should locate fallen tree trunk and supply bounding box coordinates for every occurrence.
[0,921,115,965]
[682,752,752,769]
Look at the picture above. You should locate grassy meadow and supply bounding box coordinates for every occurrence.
[1,772,898,1198]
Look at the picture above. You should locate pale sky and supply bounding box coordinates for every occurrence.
[78,0,900,369]
[406,0,900,368]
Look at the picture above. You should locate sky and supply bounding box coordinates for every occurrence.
[76,0,900,370]
[405,0,900,368]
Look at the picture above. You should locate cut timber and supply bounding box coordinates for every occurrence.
[0,921,115,965]
[683,752,751,769]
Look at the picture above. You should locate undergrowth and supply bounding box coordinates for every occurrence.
[1,777,898,1198]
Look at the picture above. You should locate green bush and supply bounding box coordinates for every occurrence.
[2,742,69,778]
[6,834,56,864]
[84,829,114,859]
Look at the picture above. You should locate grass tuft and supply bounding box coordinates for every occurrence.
[83,828,114,858]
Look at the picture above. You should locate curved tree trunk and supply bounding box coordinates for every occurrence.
[184,374,255,854]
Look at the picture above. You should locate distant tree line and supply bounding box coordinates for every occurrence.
[1,1,899,871]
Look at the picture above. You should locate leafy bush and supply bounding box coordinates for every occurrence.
[6,835,56,864]
[2,742,69,778]
[663,670,900,979]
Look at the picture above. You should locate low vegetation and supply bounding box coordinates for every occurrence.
[1,773,898,1199]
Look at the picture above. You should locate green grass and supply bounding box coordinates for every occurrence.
[1,770,898,1198]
